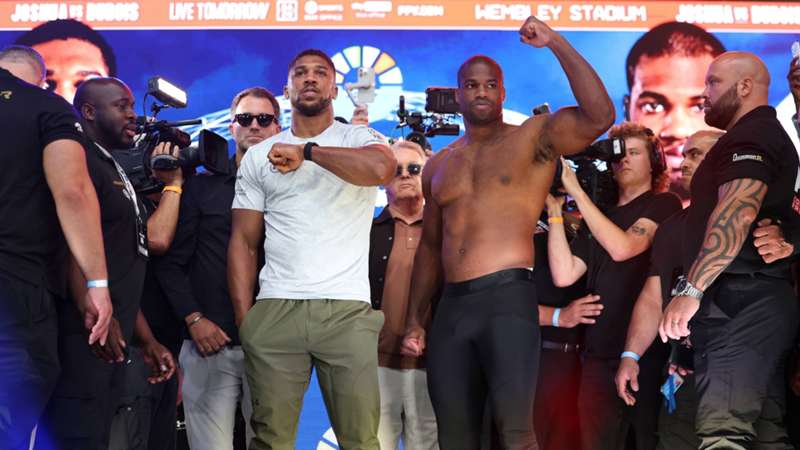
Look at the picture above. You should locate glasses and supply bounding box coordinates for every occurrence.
[234,113,277,127]
[396,163,422,177]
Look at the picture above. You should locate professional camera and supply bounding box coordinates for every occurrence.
[113,77,230,195]
[396,87,461,150]
[551,137,625,210]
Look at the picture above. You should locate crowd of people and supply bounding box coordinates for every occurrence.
[1,13,800,450]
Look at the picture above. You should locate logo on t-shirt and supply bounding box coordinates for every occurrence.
[74,122,83,133]
[731,153,763,163]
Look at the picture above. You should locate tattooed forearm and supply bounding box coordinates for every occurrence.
[687,178,767,291]
[630,224,647,236]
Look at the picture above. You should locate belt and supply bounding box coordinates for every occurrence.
[542,340,581,353]
[443,268,533,296]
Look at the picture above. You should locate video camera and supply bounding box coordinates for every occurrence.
[396,87,461,150]
[113,77,230,195]
[551,137,626,210]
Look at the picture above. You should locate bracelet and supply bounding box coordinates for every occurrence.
[552,308,561,327]
[162,185,183,195]
[548,216,564,224]
[621,351,641,362]
[303,142,318,162]
[86,279,108,288]
[187,313,204,328]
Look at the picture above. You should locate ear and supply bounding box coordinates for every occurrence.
[332,84,338,100]
[228,120,235,136]
[623,94,631,121]
[81,103,96,121]
[737,78,753,97]
[283,85,289,100]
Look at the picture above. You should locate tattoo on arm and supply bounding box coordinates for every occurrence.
[630,224,647,236]
[687,179,767,291]
[534,131,557,164]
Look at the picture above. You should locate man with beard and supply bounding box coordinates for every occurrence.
[229,49,395,450]
[157,86,281,450]
[36,78,179,450]
[400,16,615,449]
[624,22,725,199]
[660,52,800,449]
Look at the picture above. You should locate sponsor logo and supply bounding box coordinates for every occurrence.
[275,0,299,21]
[731,153,763,162]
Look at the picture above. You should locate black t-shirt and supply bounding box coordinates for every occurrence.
[648,209,686,305]
[684,106,800,281]
[0,68,84,286]
[533,225,585,344]
[571,190,682,358]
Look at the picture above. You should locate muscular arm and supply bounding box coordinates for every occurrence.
[146,190,181,255]
[406,177,444,330]
[228,209,264,327]
[573,189,658,262]
[311,143,396,186]
[687,179,767,291]
[623,276,663,356]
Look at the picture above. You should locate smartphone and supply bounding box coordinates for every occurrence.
[792,41,800,60]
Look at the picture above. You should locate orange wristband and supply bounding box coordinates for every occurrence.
[162,185,183,195]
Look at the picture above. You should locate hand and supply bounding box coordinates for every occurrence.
[545,194,565,217]
[351,104,369,126]
[151,142,184,186]
[558,294,603,328]
[659,296,700,342]
[615,357,640,406]
[187,316,231,356]
[83,286,112,345]
[268,143,304,173]
[142,340,176,384]
[752,218,793,264]
[519,16,557,48]
[401,324,426,357]
[91,318,126,363]
[788,56,800,110]
[667,363,694,378]
[559,157,583,197]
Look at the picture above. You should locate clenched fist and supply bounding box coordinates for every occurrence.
[519,16,557,48]
[268,143,304,173]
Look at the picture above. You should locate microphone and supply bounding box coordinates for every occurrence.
[398,95,406,121]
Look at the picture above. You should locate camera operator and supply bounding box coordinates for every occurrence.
[155,86,281,450]
[658,51,800,450]
[36,77,177,450]
[614,129,794,449]
[547,122,682,450]
[0,45,112,450]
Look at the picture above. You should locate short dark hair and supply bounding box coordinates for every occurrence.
[609,121,669,193]
[288,49,335,73]
[14,19,117,77]
[0,45,45,81]
[626,22,725,90]
[458,55,503,85]
[230,87,281,122]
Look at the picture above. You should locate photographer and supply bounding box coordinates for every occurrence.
[36,77,176,450]
[547,122,681,450]
[156,86,281,450]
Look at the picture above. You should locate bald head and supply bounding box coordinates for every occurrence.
[680,129,724,191]
[714,51,770,92]
[74,77,136,149]
[0,45,45,86]
[703,51,771,130]
[73,77,130,115]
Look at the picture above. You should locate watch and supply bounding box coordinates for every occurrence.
[672,276,704,300]
[303,142,318,162]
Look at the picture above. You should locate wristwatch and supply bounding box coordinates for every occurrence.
[672,276,704,301]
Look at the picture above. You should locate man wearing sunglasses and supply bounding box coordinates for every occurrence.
[156,86,281,450]
[229,49,394,450]
[368,141,438,450]
[400,16,615,450]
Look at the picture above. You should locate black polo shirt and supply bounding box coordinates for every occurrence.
[647,209,686,305]
[571,190,682,358]
[683,106,800,285]
[156,163,249,345]
[0,68,84,286]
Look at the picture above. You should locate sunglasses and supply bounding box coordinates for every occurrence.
[396,163,422,177]
[234,113,277,127]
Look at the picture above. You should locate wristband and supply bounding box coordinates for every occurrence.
[86,279,108,288]
[162,185,183,195]
[187,313,204,328]
[303,142,318,162]
[621,351,641,362]
[552,308,561,327]
[548,216,564,224]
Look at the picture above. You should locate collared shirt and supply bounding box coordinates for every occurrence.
[155,159,246,344]
[0,68,85,286]
[376,206,423,369]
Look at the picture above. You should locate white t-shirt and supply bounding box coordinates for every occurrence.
[233,120,387,302]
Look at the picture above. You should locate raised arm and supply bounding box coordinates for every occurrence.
[44,138,111,345]
[660,178,766,341]
[545,194,587,287]
[146,143,185,255]
[228,209,264,327]
[518,16,614,160]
